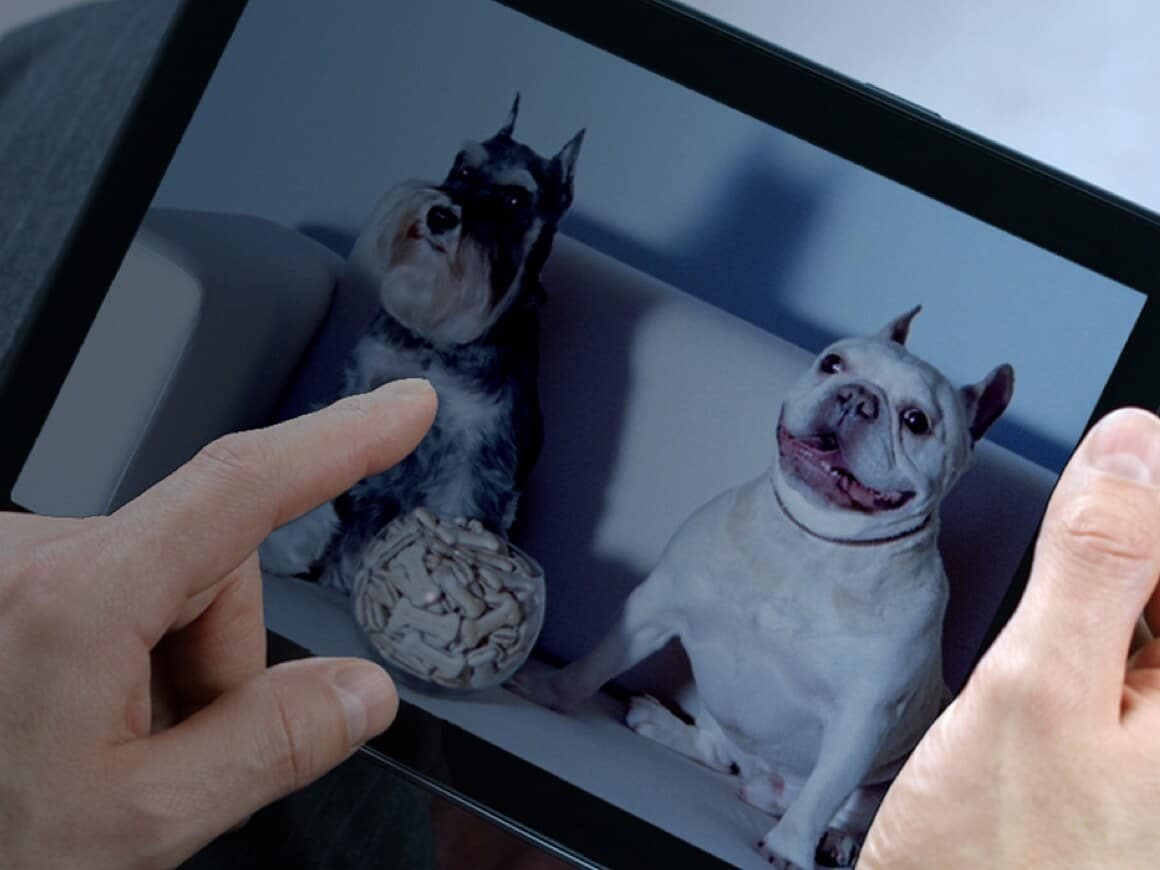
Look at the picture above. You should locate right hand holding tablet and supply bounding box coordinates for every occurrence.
[862,407,1160,868]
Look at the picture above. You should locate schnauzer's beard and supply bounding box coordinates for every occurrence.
[353,183,507,345]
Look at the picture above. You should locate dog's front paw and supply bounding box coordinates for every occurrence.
[624,695,680,740]
[626,695,737,773]
[755,838,809,869]
[739,773,787,815]
[757,829,815,870]
[507,664,584,713]
[815,829,860,868]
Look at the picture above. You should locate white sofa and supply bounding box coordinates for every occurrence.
[16,209,1056,868]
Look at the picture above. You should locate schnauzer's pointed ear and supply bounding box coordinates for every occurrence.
[498,93,521,138]
[553,128,586,190]
[961,363,1015,443]
[877,305,922,346]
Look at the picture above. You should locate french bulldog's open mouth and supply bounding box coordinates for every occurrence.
[777,425,914,513]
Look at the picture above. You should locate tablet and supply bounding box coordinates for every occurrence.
[4,1,1159,868]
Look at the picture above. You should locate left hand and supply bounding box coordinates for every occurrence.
[0,378,437,870]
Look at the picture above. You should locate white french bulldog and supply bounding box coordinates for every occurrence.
[512,307,1015,869]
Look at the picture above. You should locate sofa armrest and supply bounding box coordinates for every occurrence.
[14,208,341,517]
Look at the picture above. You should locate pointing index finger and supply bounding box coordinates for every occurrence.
[111,379,436,636]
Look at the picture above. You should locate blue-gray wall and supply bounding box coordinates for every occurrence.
[154,0,1144,472]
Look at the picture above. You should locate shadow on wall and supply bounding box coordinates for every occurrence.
[514,245,673,695]
[273,226,371,421]
[561,155,1070,474]
[562,148,836,352]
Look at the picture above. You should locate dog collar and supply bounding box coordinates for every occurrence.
[772,482,933,547]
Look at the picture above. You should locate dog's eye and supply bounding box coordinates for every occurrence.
[501,188,531,211]
[455,164,476,181]
[819,353,843,375]
[901,408,931,435]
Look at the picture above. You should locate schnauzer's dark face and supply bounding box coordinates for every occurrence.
[355,97,583,345]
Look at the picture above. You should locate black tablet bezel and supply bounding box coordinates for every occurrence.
[0,2,247,507]
[3,0,1159,866]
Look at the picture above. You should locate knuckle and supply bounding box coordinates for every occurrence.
[333,390,376,421]
[125,784,183,840]
[971,645,1030,705]
[6,549,54,597]
[120,776,206,869]
[1050,484,1155,573]
[261,682,314,793]
[194,432,270,489]
[3,539,86,625]
[971,639,1073,723]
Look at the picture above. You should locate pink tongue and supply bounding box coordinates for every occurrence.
[836,469,888,510]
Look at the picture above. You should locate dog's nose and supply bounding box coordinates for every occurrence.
[426,205,460,235]
[837,384,879,421]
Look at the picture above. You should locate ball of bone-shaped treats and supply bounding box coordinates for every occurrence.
[352,508,546,692]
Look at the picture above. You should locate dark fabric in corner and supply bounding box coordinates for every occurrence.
[0,0,177,369]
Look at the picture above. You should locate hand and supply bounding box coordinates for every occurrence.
[861,407,1160,868]
[0,379,437,870]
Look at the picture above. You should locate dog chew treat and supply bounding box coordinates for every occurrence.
[433,565,486,619]
[459,593,519,648]
[385,598,461,645]
[399,632,467,680]
[390,544,435,605]
[352,508,546,691]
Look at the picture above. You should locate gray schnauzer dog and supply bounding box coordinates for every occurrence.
[261,96,584,592]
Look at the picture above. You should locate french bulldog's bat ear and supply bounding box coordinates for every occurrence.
[553,128,586,190]
[961,363,1015,443]
[877,305,922,346]
[498,93,521,138]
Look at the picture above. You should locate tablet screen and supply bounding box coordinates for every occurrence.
[11,0,1150,867]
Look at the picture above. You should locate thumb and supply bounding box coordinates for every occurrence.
[1011,407,1160,711]
[124,657,397,859]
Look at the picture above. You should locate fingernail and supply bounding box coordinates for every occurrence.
[376,378,433,399]
[330,664,395,745]
[1083,409,1160,486]
[1090,452,1153,484]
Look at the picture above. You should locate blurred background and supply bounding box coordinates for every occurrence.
[5,0,1158,216]
[685,0,1160,216]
